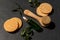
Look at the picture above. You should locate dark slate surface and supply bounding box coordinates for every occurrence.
[0,0,60,40]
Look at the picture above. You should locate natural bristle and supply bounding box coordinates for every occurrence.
[42,16,51,24]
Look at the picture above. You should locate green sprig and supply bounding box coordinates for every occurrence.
[21,27,33,40]
[28,0,40,8]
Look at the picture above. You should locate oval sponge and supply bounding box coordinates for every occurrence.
[4,19,18,32]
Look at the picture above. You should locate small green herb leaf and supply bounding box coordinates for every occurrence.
[12,9,18,12]
[21,29,26,37]
[24,35,32,40]
[28,0,32,3]
[21,27,33,40]
[19,11,23,16]
[29,0,40,8]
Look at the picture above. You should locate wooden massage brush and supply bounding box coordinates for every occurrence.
[24,10,51,27]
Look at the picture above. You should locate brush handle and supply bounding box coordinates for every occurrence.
[24,10,41,20]
[24,10,45,26]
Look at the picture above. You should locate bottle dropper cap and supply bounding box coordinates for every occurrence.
[23,16,28,21]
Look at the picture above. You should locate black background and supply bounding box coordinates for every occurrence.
[0,0,60,40]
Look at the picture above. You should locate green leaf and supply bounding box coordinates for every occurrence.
[29,0,40,8]
[21,27,33,40]
[28,0,32,2]
[16,3,24,11]
[21,27,31,36]
[24,35,32,40]
[15,3,24,16]
[21,29,26,37]
[12,9,18,12]
[19,10,23,16]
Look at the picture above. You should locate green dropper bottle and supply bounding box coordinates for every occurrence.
[23,16,43,32]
